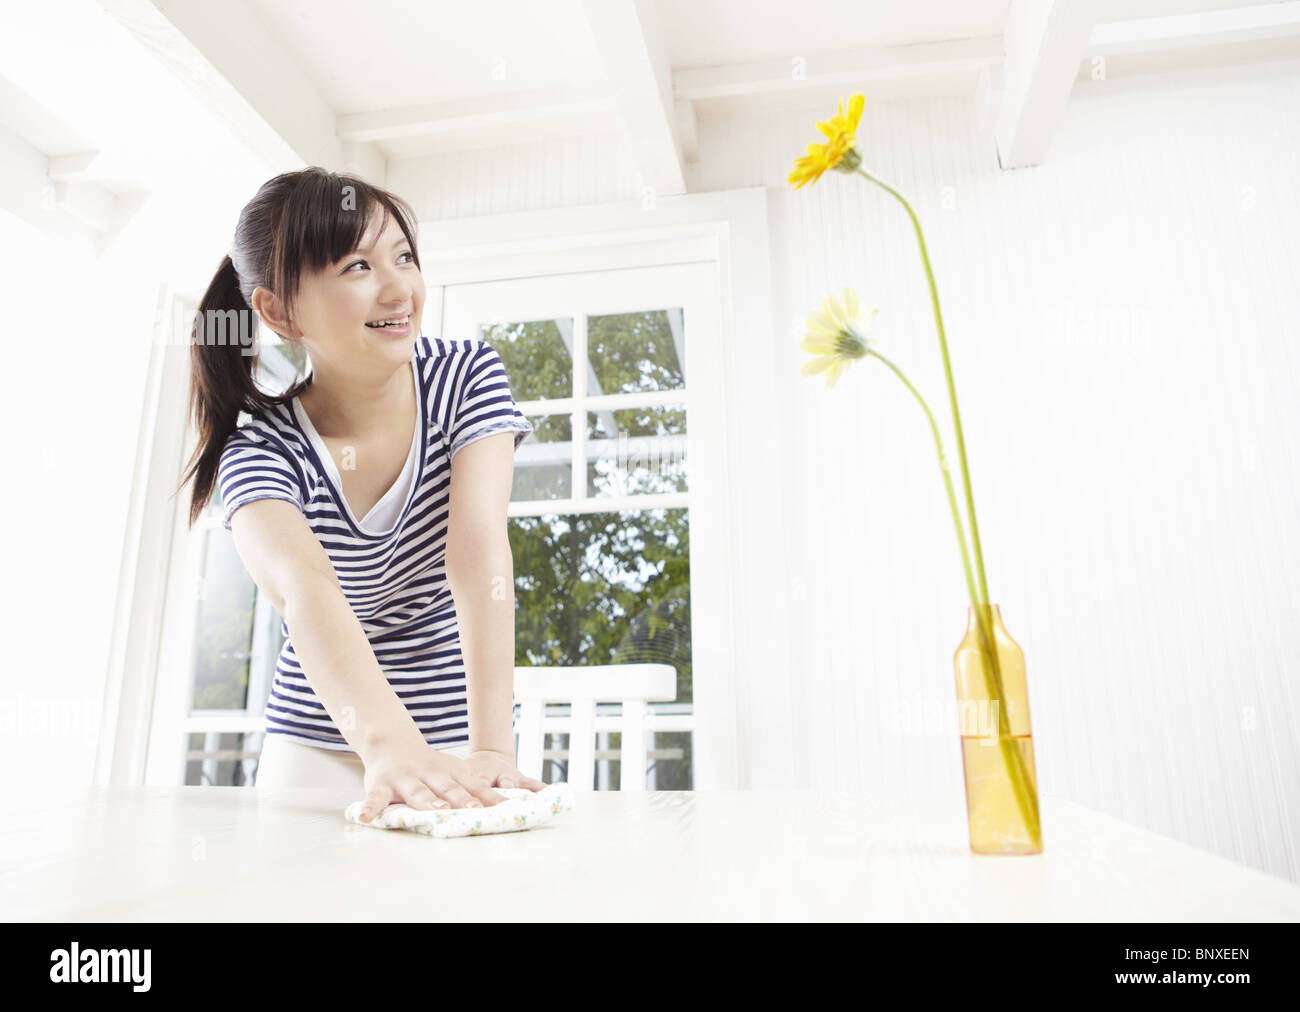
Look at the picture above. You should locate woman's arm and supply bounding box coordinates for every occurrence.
[230,497,428,761]
[283,573,431,760]
[445,430,522,758]
[446,537,518,756]
[232,496,509,811]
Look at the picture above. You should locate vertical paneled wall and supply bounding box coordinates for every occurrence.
[388,133,641,218]
[389,56,1300,883]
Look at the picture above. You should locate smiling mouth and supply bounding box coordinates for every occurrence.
[365,314,410,329]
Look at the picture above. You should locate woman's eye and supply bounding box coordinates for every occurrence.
[346,251,413,271]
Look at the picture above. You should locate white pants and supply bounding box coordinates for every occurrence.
[255,733,471,792]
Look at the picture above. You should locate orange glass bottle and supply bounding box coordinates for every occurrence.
[953,604,1044,855]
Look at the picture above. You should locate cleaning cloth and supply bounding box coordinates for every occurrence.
[344,782,574,838]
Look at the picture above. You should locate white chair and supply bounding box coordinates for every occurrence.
[513,664,677,791]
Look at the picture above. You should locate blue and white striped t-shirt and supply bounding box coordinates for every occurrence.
[216,335,533,753]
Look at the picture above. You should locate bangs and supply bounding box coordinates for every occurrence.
[269,171,421,320]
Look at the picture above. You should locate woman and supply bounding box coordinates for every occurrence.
[179,167,546,822]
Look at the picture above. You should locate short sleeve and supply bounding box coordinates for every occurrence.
[216,430,306,532]
[448,341,534,459]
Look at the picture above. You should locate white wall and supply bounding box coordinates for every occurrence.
[390,54,1300,883]
[388,132,642,217]
[0,206,119,791]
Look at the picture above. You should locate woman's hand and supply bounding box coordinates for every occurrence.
[357,740,510,824]
[464,747,548,791]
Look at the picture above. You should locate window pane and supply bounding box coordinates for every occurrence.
[539,728,694,792]
[587,308,684,393]
[191,529,255,711]
[543,732,567,786]
[512,412,571,501]
[480,318,573,401]
[647,731,693,790]
[509,508,692,707]
[185,731,260,786]
[587,403,688,497]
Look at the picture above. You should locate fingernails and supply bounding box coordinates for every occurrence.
[466,800,482,808]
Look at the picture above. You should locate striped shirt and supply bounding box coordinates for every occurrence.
[216,336,533,753]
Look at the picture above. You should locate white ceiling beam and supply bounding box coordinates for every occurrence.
[48,151,122,182]
[995,0,1100,170]
[581,0,685,198]
[47,149,155,191]
[1090,2,1300,55]
[52,179,115,234]
[337,84,616,142]
[674,98,698,164]
[0,120,101,256]
[673,37,1004,100]
[96,0,336,172]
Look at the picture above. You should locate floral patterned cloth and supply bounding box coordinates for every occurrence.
[343,782,575,838]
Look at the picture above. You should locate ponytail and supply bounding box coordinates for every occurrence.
[176,254,296,528]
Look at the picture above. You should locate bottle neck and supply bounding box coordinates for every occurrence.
[966,603,1002,634]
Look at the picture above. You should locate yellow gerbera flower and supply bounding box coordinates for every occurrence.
[800,285,878,390]
[788,93,866,190]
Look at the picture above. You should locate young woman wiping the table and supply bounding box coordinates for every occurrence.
[178,167,547,821]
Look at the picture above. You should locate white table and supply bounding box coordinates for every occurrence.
[3,787,1296,921]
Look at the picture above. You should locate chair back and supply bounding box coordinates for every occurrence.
[513,664,677,790]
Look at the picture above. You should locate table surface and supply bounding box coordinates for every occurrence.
[3,786,1297,921]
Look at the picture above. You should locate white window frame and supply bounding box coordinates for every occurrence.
[425,188,771,789]
[442,260,716,789]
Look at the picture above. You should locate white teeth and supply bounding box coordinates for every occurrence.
[366,316,409,328]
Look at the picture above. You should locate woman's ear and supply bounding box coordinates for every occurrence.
[251,286,299,341]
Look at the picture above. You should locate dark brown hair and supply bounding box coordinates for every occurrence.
[175,166,421,529]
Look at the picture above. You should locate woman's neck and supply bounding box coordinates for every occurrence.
[299,360,414,440]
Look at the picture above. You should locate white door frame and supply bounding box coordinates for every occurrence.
[96,284,200,786]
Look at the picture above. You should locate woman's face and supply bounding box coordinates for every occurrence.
[279,202,425,375]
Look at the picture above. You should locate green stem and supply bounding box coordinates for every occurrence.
[855,168,990,608]
[855,166,1041,850]
[864,348,977,608]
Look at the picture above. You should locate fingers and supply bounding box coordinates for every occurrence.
[358,786,396,824]
[497,771,548,791]
[424,774,502,810]
[359,753,524,821]
[468,781,507,807]
[361,776,528,819]
[402,781,448,812]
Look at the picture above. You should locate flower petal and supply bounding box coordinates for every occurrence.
[800,334,836,354]
[843,286,860,321]
[824,292,847,331]
[825,359,850,389]
[805,309,838,333]
[801,355,836,377]
[847,93,864,131]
